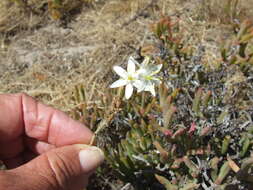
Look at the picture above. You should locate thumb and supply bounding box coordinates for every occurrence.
[4,145,104,190]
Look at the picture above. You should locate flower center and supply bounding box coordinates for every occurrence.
[127,75,134,81]
[144,75,153,80]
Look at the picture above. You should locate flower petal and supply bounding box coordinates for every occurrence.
[134,80,146,92]
[127,57,136,73]
[136,68,148,77]
[125,84,134,99]
[141,56,150,66]
[113,66,127,78]
[156,64,163,72]
[110,79,128,88]
[151,64,163,75]
[129,56,140,66]
[152,77,161,84]
[145,84,156,96]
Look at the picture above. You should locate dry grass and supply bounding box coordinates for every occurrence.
[0,0,253,189]
[196,0,253,23]
[0,0,44,33]
[0,0,164,108]
[1,0,252,110]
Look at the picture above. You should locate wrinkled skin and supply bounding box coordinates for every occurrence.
[0,93,95,190]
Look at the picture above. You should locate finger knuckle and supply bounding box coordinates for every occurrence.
[44,152,74,190]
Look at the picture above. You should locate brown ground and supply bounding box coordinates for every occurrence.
[1,0,253,108]
[0,0,161,109]
[0,0,253,188]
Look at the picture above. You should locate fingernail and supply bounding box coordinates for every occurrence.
[79,146,104,173]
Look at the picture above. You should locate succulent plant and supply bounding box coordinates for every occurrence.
[72,18,253,190]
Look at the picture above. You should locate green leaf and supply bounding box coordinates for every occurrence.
[155,174,178,190]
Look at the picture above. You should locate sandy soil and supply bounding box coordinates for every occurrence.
[0,0,253,189]
[0,0,174,111]
[1,0,252,121]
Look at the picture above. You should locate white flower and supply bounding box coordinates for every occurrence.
[110,57,138,99]
[110,56,162,98]
[135,57,162,96]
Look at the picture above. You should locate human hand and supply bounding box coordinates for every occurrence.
[0,93,104,190]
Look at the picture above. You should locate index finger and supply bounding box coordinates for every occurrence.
[0,93,93,146]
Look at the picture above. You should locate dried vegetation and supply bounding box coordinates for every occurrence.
[0,0,253,190]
